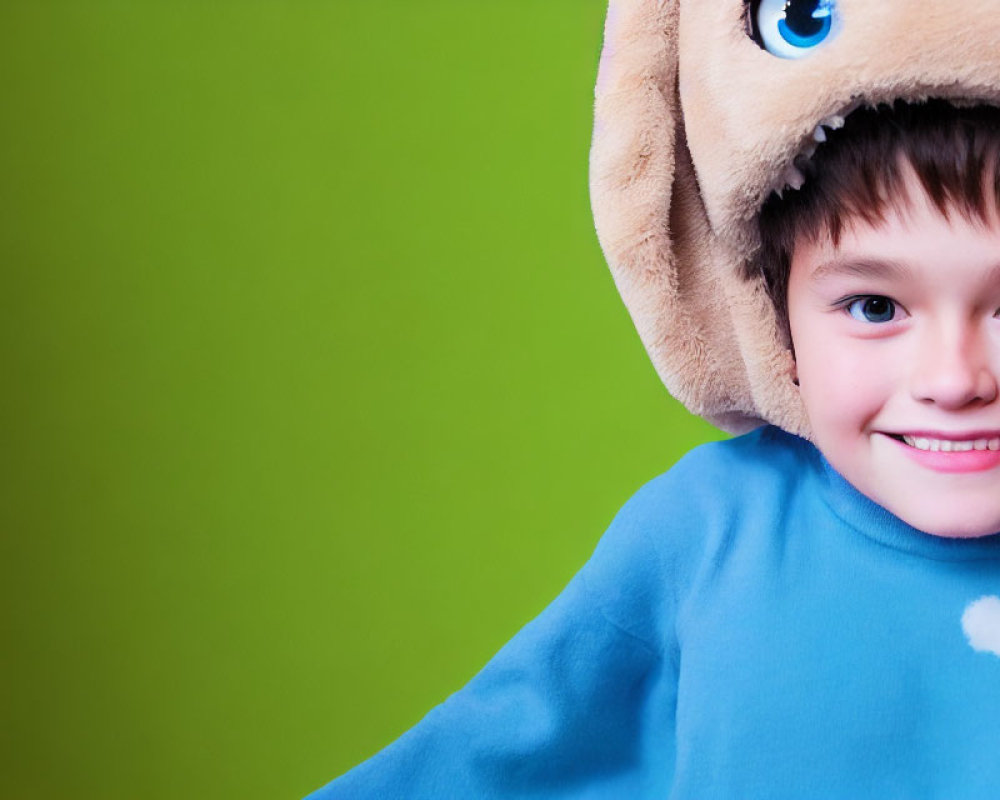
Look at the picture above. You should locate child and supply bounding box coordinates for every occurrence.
[308,2,1000,796]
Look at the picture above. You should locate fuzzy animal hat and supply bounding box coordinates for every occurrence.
[590,0,1000,436]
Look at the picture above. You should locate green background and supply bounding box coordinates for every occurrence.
[1,2,722,797]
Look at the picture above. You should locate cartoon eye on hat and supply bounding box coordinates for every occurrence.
[752,0,838,59]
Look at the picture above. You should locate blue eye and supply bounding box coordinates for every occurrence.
[846,296,897,323]
[754,0,837,59]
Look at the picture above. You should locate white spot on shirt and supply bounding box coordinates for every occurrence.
[962,596,1000,658]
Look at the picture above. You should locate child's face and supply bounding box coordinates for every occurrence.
[787,173,1000,538]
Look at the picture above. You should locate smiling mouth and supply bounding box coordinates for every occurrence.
[886,434,1000,452]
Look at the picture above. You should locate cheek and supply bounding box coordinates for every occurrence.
[796,338,895,431]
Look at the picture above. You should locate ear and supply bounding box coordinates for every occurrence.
[590,0,803,435]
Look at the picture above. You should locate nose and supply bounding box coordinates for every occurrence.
[909,319,999,409]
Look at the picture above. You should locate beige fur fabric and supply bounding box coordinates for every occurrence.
[590,0,1000,436]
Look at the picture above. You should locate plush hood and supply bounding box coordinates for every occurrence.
[590,0,1000,436]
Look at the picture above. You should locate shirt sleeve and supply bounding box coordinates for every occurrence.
[305,475,682,799]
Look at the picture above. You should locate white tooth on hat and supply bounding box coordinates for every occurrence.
[813,125,827,142]
[783,165,805,190]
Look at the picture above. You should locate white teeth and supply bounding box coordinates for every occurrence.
[901,435,1000,452]
[772,112,850,197]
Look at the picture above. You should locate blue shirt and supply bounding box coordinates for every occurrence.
[309,427,1000,798]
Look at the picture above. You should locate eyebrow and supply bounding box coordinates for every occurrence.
[808,256,910,283]
[808,256,1000,289]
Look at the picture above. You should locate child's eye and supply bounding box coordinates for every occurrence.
[845,295,899,323]
[751,0,837,60]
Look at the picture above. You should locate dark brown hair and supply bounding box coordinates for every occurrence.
[756,99,1000,336]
